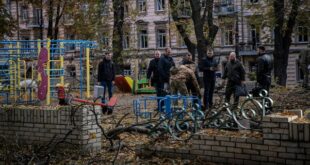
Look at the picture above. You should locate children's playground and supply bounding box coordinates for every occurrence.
[0,39,97,106]
[0,39,156,107]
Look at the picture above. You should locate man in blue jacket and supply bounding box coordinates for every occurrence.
[158,47,175,96]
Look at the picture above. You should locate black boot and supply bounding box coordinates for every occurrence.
[107,107,113,115]
[101,106,107,114]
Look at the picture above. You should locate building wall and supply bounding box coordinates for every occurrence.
[4,0,309,86]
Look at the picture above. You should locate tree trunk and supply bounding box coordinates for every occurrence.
[169,0,218,63]
[40,0,44,40]
[53,3,61,40]
[47,0,53,39]
[112,0,124,69]
[169,0,196,58]
[190,0,206,62]
[273,0,301,86]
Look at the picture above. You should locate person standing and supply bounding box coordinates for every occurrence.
[97,52,115,104]
[147,50,161,97]
[199,48,219,110]
[222,52,246,109]
[256,46,274,93]
[158,47,175,95]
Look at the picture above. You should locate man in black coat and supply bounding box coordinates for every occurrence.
[222,52,246,108]
[97,52,115,104]
[158,47,175,95]
[200,48,219,110]
[147,50,161,97]
[256,46,273,93]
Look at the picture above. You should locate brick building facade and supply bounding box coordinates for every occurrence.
[3,0,309,86]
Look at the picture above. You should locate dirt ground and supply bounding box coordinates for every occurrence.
[1,86,310,164]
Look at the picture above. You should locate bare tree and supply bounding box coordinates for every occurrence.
[112,0,125,71]
[273,0,302,86]
[169,0,218,63]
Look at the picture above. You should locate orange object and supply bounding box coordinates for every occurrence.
[57,86,65,99]
[71,96,117,107]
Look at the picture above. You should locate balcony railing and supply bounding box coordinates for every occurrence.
[215,5,235,15]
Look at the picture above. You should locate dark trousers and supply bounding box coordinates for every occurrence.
[203,79,215,109]
[101,80,113,103]
[154,82,161,108]
[157,81,169,111]
[186,82,200,105]
[257,75,271,95]
[225,81,240,108]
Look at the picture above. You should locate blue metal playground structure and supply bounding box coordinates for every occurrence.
[0,39,96,105]
[133,95,203,121]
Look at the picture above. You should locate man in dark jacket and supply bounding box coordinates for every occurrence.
[147,50,161,97]
[222,52,246,108]
[158,47,175,95]
[200,48,219,110]
[97,52,115,104]
[256,46,273,93]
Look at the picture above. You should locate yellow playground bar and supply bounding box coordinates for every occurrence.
[0,39,96,105]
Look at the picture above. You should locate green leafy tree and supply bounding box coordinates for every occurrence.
[0,1,16,40]
[248,0,309,86]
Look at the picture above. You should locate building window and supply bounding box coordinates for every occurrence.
[156,29,166,48]
[20,6,28,21]
[101,36,109,47]
[248,61,256,72]
[65,34,75,51]
[139,29,148,48]
[155,0,165,11]
[123,33,130,49]
[82,4,89,12]
[178,35,186,48]
[124,3,129,16]
[33,8,42,25]
[101,1,109,16]
[250,25,260,50]
[5,0,11,12]
[137,0,147,13]
[223,27,234,46]
[21,37,30,49]
[250,0,259,3]
[179,0,191,17]
[201,0,206,8]
[297,26,308,43]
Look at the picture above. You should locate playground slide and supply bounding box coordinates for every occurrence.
[114,75,133,93]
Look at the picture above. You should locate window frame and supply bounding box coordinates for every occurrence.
[155,0,165,11]
[156,29,167,48]
[100,1,109,16]
[223,27,234,46]
[123,33,130,49]
[137,0,147,13]
[33,8,42,25]
[20,5,28,21]
[138,29,148,48]
[297,26,309,43]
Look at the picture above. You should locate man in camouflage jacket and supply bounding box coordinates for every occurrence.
[170,64,201,97]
